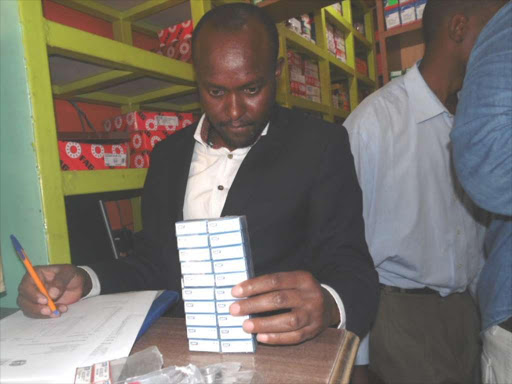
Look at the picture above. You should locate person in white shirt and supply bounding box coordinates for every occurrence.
[344,0,506,383]
[16,3,379,345]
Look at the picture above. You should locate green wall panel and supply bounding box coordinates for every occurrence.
[0,0,49,308]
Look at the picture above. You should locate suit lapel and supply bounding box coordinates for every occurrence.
[172,126,196,222]
[222,106,290,215]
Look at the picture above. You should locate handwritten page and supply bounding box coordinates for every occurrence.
[0,291,158,383]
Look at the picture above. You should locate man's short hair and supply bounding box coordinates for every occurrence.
[422,0,506,46]
[191,3,279,66]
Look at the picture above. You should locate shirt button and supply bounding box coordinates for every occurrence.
[218,185,224,191]
[228,154,233,159]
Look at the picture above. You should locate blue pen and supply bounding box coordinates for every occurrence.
[10,235,60,315]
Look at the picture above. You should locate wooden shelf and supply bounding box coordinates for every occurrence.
[383,20,422,39]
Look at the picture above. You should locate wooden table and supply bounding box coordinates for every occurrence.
[132,318,359,384]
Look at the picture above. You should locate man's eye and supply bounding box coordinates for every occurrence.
[209,89,224,97]
[245,87,260,95]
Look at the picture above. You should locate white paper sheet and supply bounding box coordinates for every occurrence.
[0,290,158,384]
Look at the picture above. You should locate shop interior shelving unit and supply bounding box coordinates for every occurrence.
[374,0,425,85]
[8,0,376,289]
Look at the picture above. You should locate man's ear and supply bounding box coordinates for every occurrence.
[449,14,469,43]
[275,57,285,79]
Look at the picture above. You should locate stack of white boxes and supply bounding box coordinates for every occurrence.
[175,216,257,353]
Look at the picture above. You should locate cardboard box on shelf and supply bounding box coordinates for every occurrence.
[130,131,170,152]
[385,7,401,30]
[158,20,193,47]
[103,111,195,133]
[130,151,151,169]
[400,2,417,25]
[384,0,400,8]
[59,141,129,171]
[158,38,192,63]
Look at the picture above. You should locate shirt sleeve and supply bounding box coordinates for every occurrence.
[355,333,370,365]
[78,266,101,299]
[321,284,346,329]
[451,4,512,215]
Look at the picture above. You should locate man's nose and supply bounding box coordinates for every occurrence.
[226,92,245,121]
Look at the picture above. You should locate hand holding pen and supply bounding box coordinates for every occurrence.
[12,235,92,318]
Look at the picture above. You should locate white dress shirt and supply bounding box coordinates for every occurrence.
[83,114,346,328]
[344,63,487,364]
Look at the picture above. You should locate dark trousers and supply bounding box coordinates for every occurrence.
[369,287,481,384]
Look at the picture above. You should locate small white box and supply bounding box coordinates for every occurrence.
[400,4,416,25]
[221,340,256,353]
[385,9,401,30]
[179,248,211,262]
[215,288,237,301]
[182,288,215,301]
[175,220,208,235]
[210,245,245,260]
[181,261,213,275]
[187,326,218,339]
[207,217,243,234]
[184,301,216,313]
[216,300,236,313]
[219,327,252,340]
[209,232,243,247]
[289,71,306,84]
[218,314,249,327]
[186,313,217,327]
[213,258,247,274]
[177,234,209,249]
[189,339,220,352]
[215,272,248,287]
[183,274,215,287]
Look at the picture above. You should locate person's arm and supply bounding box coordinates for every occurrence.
[17,264,91,318]
[230,125,379,343]
[452,6,512,215]
[87,139,183,294]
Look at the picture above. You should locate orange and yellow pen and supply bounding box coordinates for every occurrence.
[10,234,60,315]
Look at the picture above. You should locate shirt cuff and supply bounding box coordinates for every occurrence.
[321,284,346,329]
[355,332,370,365]
[78,266,101,299]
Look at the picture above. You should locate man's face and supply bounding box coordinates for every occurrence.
[194,20,281,151]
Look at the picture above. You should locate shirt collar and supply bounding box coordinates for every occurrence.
[404,63,450,124]
[193,114,269,150]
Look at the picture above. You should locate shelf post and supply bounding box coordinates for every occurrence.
[17,0,72,265]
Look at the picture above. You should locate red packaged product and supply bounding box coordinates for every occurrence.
[158,20,193,47]
[59,141,129,171]
[130,151,151,169]
[103,112,195,133]
[130,131,170,152]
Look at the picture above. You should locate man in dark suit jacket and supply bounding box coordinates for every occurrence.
[17,3,378,343]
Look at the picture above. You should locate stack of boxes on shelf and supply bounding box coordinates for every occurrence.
[332,82,351,112]
[59,141,130,171]
[384,0,427,30]
[103,111,196,169]
[287,50,322,103]
[176,216,257,353]
[155,20,194,63]
[326,23,347,63]
[285,13,316,43]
